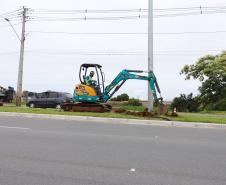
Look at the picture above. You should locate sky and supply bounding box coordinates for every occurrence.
[0,0,226,100]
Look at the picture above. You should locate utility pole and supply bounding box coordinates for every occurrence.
[16,7,27,106]
[148,0,154,112]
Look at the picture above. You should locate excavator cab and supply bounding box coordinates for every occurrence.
[79,64,105,93]
[74,64,105,102]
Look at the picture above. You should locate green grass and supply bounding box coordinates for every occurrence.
[168,112,226,124]
[113,105,146,112]
[0,105,141,120]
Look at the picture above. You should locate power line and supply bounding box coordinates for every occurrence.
[0,9,23,27]
[27,30,226,35]
[28,11,226,22]
[28,31,147,35]
[31,5,226,13]
[0,9,23,25]
[28,15,147,21]
[27,5,226,22]
[155,30,226,35]
[22,49,224,55]
[31,8,147,14]
[24,50,145,56]
[1,5,226,24]
[1,49,223,57]
[0,9,21,17]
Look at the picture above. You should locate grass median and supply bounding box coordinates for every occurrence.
[0,104,225,124]
[0,105,143,120]
[169,112,226,124]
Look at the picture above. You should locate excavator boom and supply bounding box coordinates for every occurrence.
[102,69,162,103]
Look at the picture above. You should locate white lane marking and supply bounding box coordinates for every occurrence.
[129,168,136,172]
[0,126,31,130]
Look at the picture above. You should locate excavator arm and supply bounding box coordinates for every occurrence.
[102,69,162,102]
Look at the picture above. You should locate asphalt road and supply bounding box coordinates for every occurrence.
[0,115,225,185]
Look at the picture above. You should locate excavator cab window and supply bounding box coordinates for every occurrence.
[79,64,105,94]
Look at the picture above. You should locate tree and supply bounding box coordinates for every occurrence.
[126,98,142,106]
[181,51,226,110]
[170,93,200,112]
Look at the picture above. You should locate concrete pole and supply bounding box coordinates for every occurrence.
[16,7,26,106]
[148,0,154,112]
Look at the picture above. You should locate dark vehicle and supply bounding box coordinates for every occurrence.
[26,91,72,109]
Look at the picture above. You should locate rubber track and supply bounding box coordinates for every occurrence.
[62,103,111,113]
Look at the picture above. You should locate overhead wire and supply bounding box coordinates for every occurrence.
[0,9,21,17]
[31,6,226,13]
[0,9,23,28]
[28,11,226,22]
[1,48,224,57]
[21,49,226,55]
[27,30,226,35]
[1,6,226,58]
[0,5,220,24]
[28,15,147,22]
[31,8,148,13]
[0,5,223,23]
[0,9,22,20]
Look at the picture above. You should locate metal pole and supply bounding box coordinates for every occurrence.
[16,7,26,106]
[148,0,154,112]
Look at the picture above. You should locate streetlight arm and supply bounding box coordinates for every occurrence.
[4,18,21,42]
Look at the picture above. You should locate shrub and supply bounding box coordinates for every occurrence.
[170,93,200,112]
[126,98,142,106]
[111,93,129,101]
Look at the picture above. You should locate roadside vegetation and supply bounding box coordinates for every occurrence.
[174,51,226,112]
[0,103,225,124]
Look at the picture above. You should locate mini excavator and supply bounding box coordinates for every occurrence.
[62,63,163,112]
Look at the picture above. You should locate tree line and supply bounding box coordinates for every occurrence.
[171,51,226,112]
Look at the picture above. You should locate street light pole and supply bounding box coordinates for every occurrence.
[148,0,154,112]
[16,7,26,106]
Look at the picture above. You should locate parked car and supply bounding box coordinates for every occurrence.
[26,91,72,109]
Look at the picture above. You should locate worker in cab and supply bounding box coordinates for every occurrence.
[85,71,97,86]
[85,71,101,95]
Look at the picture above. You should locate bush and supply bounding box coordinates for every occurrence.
[126,98,142,106]
[111,93,129,101]
[211,99,226,111]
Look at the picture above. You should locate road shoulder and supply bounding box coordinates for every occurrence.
[0,112,225,129]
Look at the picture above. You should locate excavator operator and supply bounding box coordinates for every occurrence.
[85,71,101,95]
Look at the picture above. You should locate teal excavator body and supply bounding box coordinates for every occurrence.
[62,64,162,112]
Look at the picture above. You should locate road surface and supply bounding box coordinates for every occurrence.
[0,115,225,185]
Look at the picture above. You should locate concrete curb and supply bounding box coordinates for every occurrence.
[0,112,225,129]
